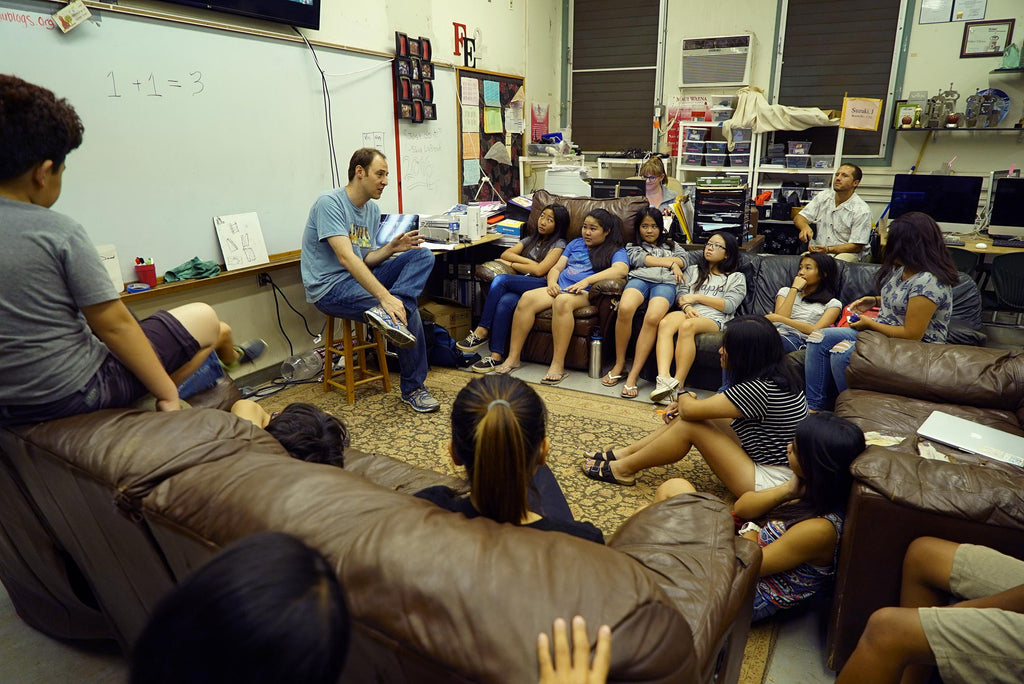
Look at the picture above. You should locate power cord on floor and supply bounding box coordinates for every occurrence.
[262,273,322,356]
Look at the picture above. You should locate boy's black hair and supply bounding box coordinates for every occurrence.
[0,74,84,181]
[131,532,350,684]
[265,403,348,467]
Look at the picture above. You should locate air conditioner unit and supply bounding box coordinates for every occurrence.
[680,34,753,88]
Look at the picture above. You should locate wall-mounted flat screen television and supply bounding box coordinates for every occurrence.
[159,0,321,30]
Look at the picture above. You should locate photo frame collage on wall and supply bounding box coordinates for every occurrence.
[395,32,436,123]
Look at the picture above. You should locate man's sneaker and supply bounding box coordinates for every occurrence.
[365,305,416,349]
[471,356,501,374]
[456,331,488,352]
[402,388,440,413]
[649,375,679,404]
[223,338,267,370]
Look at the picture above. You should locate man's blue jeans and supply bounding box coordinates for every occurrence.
[478,274,545,356]
[803,327,859,411]
[314,249,434,397]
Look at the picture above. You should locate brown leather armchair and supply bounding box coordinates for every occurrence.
[475,189,648,370]
[827,332,1024,671]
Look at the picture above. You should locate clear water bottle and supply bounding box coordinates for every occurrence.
[280,350,323,381]
[588,332,603,379]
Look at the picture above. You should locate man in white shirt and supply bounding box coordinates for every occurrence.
[794,163,872,262]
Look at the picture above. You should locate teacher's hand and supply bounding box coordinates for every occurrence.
[378,292,408,326]
[390,229,425,253]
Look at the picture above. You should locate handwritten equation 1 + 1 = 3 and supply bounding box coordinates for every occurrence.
[106,71,204,98]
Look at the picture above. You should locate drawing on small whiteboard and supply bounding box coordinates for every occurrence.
[213,212,270,270]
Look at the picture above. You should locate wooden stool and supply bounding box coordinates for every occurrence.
[323,315,391,403]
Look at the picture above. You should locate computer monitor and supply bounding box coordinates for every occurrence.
[374,214,419,248]
[988,177,1024,239]
[589,178,646,199]
[889,174,983,234]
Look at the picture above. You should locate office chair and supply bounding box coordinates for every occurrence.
[948,247,981,283]
[982,252,1024,326]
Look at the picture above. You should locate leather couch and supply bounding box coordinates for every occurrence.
[0,383,761,682]
[825,331,1024,670]
[475,189,649,370]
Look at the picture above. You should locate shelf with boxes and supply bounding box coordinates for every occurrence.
[693,178,750,245]
[674,122,759,189]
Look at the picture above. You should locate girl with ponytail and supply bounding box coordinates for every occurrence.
[415,374,604,543]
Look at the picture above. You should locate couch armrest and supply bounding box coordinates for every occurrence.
[847,331,1024,410]
[589,277,626,300]
[474,260,514,285]
[852,445,1024,529]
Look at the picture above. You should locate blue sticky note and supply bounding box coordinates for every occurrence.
[483,80,500,106]
[463,159,481,184]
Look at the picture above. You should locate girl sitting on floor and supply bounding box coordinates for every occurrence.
[495,209,628,385]
[415,374,604,544]
[649,230,746,403]
[581,316,806,496]
[604,207,692,399]
[765,252,842,353]
[804,211,958,412]
[456,204,570,373]
[651,411,865,621]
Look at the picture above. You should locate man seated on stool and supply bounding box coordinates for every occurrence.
[301,148,439,413]
[794,163,871,262]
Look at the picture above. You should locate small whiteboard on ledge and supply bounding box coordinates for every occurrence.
[214,212,270,270]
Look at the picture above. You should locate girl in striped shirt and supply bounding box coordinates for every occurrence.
[581,316,807,496]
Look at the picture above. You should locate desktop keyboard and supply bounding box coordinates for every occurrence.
[991,238,1024,248]
[943,237,965,246]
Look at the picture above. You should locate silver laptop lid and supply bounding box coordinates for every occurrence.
[917,411,1024,468]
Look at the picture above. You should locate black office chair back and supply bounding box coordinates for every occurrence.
[990,252,1024,311]
[948,247,980,280]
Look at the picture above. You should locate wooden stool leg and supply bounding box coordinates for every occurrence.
[375,328,391,393]
[342,320,356,404]
[323,315,335,393]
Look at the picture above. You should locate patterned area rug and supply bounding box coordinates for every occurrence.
[257,367,777,684]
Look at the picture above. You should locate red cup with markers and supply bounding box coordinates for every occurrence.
[135,262,157,287]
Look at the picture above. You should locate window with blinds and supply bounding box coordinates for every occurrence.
[776,0,905,158]
[570,0,659,153]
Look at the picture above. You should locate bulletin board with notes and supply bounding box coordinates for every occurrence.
[456,67,525,205]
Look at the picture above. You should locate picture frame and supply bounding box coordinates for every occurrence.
[419,37,432,62]
[423,102,436,120]
[892,100,917,128]
[410,58,420,82]
[394,32,409,58]
[395,58,411,78]
[423,81,433,103]
[399,102,413,119]
[398,76,411,103]
[408,38,421,58]
[412,99,424,123]
[410,81,423,100]
[961,19,1015,58]
[421,62,434,80]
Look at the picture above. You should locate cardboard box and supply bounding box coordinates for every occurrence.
[420,298,472,341]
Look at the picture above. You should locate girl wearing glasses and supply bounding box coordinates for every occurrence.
[640,157,678,210]
[649,231,746,403]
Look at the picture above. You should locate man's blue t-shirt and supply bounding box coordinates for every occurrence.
[556,237,628,290]
[301,187,381,304]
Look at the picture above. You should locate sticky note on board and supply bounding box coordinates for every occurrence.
[463,159,481,184]
[461,77,479,104]
[483,107,503,133]
[483,80,500,106]
[462,132,480,159]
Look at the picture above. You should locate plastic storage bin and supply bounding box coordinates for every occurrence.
[808,174,831,188]
[684,127,708,142]
[705,141,728,154]
[731,141,751,153]
[684,153,704,166]
[710,108,734,123]
[732,128,753,142]
[785,154,811,168]
[729,153,750,167]
[810,155,833,168]
[684,141,705,154]
[704,153,727,167]
[788,140,812,155]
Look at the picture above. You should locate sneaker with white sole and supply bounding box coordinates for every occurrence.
[223,338,268,370]
[649,375,679,404]
[364,305,416,349]
[471,356,501,374]
[456,331,488,352]
[402,388,441,413]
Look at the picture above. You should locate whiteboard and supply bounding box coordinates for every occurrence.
[0,0,457,282]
